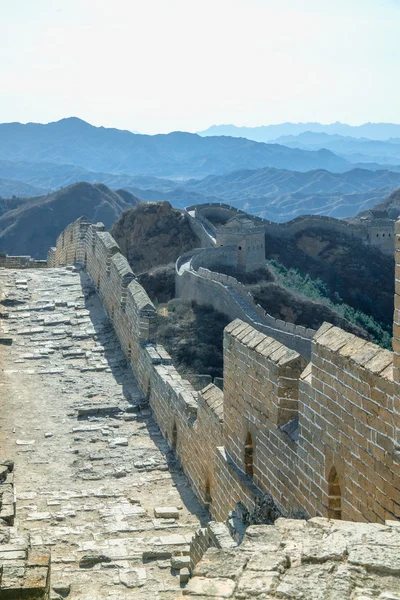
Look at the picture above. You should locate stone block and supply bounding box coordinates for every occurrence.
[348,545,400,574]
[236,570,279,597]
[182,577,235,597]
[171,556,191,569]
[180,567,191,584]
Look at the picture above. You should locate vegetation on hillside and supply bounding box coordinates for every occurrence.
[264,229,394,329]
[137,264,175,304]
[138,263,228,381]
[0,182,139,258]
[214,260,391,349]
[268,261,392,349]
[157,302,230,381]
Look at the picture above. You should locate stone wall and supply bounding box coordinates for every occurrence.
[180,519,400,600]
[212,320,307,520]
[190,245,238,272]
[297,323,399,523]
[50,216,400,529]
[188,202,368,238]
[0,253,47,269]
[175,247,316,359]
[0,462,51,599]
[186,203,396,254]
[214,318,400,524]
[188,521,236,572]
[216,227,266,271]
[366,220,395,254]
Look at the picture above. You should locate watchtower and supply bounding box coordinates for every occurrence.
[216,216,265,272]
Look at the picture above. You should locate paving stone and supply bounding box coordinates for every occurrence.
[348,546,400,574]
[109,437,129,447]
[154,507,180,519]
[171,556,191,569]
[180,567,191,583]
[183,577,236,597]
[0,268,206,599]
[119,567,147,588]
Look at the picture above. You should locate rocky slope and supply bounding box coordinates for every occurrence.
[0,182,140,258]
[249,280,365,336]
[111,201,200,273]
[0,177,47,198]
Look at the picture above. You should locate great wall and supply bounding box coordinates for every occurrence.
[1,205,400,598]
[186,202,396,256]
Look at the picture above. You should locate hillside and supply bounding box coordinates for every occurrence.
[0,158,155,197]
[111,201,200,273]
[0,177,47,198]
[264,226,394,330]
[355,187,400,220]
[124,167,400,220]
[2,158,397,221]
[0,117,352,179]
[0,182,140,258]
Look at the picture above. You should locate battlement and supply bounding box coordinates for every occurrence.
[45,215,400,530]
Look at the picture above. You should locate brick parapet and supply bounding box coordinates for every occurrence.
[186,202,370,240]
[50,216,400,528]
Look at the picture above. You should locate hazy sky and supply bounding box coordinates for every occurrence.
[1,0,400,134]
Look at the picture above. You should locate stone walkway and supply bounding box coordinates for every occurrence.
[180,519,400,600]
[0,267,208,599]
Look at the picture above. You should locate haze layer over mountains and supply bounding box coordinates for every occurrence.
[2,117,400,246]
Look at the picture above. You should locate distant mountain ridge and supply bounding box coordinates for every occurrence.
[0,117,352,178]
[1,155,399,222]
[199,122,400,142]
[121,166,400,221]
[269,132,400,166]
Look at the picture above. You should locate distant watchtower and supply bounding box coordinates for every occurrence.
[216,216,265,271]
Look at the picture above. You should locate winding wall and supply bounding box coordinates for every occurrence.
[186,202,368,240]
[175,246,316,359]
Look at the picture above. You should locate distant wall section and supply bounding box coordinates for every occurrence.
[0,254,47,269]
[186,203,395,256]
[175,247,316,359]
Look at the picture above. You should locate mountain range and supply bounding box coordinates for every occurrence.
[0,117,364,180]
[199,122,400,142]
[1,159,400,223]
[119,167,400,220]
[268,132,400,167]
